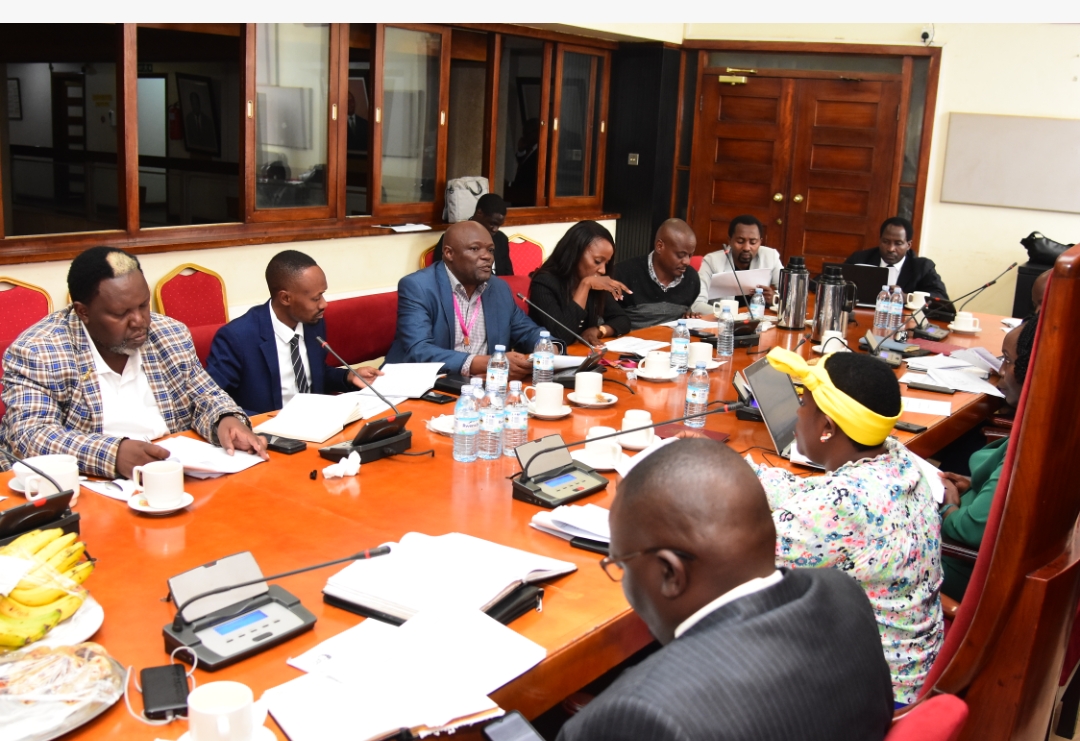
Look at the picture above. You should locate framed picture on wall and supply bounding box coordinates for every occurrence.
[176,73,219,156]
[7,78,22,121]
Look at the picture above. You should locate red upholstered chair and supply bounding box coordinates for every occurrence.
[323,291,399,366]
[188,324,222,367]
[886,695,968,741]
[154,264,229,327]
[690,255,703,271]
[420,245,438,270]
[502,275,531,313]
[0,278,54,423]
[507,234,544,276]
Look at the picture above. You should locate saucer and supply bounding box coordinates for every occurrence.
[7,478,26,493]
[812,342,851,354]
[128,491,194,516]
[635,367,679,382]
[426,414,455,436]
[571,448,627,472]
[696,359,724,371]
[567,391,618,409]
[179,728,275,741]
[947,323,981,334]
[619,432,659,451]
[528,403,573,420]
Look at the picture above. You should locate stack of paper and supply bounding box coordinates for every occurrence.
[254,392,402,443]
[927,368,1005,398]
[905,354,972,372]
[707,268,772,299]
[602,337,670,355]
[951,347,1003,374]
[356,362,443,399]
[157,436,265,477]
[531,503,611,543]
[660,317,720,330]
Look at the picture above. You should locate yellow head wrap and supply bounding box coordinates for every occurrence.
[765,347,900,447]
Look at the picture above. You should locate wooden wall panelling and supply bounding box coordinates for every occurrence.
[482,33,501,185]
[534,42,553,209]
[119,24,140,234]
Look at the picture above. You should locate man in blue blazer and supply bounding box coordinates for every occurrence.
[206,251,381,415]
[385,221,543,379]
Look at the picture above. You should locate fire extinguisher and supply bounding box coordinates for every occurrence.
[169,103,184,140]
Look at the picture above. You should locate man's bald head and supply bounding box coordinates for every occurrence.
[442,221,495,290]
[610,439,776,644]
[652,218,697,283]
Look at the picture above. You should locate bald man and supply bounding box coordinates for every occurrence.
[614,218,700,329]
[557,440,894,741]
[385,221,543,379]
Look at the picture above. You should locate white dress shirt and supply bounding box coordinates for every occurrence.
[81,322,169,442]
[691,246,783,315]
[879,255,906,287]
[270,305,310,406]
[673,569,784,639]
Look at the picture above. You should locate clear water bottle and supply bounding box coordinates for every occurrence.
[502,380,529,457]
[452,378,483,463]
[478,385,504,460]
[888,285,905,335]
[486,345,510,399]
[532,331,555,385]
[749,287,766,320]
[684,362,711,428]
[873,285,892,338]
[670,319,691,374]
[717,307,735,358]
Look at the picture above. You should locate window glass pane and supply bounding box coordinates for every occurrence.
[137,25,241,228]
[555,51,602,199]
[1,24,120,236]
[255,23,329,210]
[496,37,544,208]
[706,51,903,74]
[381,27,441,205]
[446,30,487,183]
[897,185,915,224]
[346,24,374,217]
[901,57,929,185]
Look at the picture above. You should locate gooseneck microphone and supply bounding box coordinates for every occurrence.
[516,293,601,352]
[171,546,391,632]
[0,446,73,498]
[921,262,1018,321]
[317,335,401,416]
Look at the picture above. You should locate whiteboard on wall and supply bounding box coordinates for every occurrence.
[940,112,1080,215]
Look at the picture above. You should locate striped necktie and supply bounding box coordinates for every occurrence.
[289,335,310,394]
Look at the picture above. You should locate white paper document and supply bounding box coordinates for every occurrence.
[901,397,954,417]
[357,363,443,399]
[253,392,401,443]
[951,347,1003,374]
[531,503,611,543]
[601,337,670,355]
[157,436,265,474]
[0,555,34,596]
[905,354,972,372]
[82,478,137,502]
[928,368,1005,398]
[907,451,946,504]
[707,268,772,299]
[660,317,719,330]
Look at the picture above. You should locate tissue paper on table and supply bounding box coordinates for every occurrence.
[322,451,361,479]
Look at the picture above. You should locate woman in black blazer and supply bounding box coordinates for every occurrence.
[527,221,631,347]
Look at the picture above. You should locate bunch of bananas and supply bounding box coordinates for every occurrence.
[0,528,95,650]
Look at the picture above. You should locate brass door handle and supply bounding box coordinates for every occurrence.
[773,193,784,202]
[793,194,804,203]
[776,218,783,225]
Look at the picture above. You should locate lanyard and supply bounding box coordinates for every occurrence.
[453,293,482,349]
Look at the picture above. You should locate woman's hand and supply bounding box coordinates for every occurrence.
[582,275,632,301]
[939,472,971,508]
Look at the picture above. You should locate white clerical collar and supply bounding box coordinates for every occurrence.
[673,570,784,639]
[269,304,304,345]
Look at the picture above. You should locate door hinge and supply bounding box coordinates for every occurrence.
[717,75,747,86]
[699,94,703,111]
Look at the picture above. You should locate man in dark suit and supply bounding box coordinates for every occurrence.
[206,250,381,415]
[558,440,894,741]
[845,217,950,300]
[432,193,514,277]
[385,221,543,380]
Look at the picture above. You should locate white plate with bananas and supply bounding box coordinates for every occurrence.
[33,595,104,648]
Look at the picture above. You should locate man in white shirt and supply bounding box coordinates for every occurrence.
[690,214,782,316]
[558,439,894,741]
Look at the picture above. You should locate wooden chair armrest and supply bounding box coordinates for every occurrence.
[942,540,979,564]
[941,594,961,620]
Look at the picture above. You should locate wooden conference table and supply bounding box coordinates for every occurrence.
[0,308,1005,740]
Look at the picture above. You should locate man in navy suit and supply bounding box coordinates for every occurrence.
[206,250,382,415]
[557,439,894,741]
[385,221,543,380]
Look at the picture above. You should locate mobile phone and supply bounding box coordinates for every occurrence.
[420,391,457,404]
[482,710,545,741]
[140,664,189,719]
[258,434,307,454]
[906,382,955,395]
[894,420,928,433]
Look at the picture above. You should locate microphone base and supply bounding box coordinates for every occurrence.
[736,407,764,423]
[319,430,413,464]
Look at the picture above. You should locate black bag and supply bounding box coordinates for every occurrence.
[1021,231,1073,266]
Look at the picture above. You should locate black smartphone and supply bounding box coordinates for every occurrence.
[258,434,307,454]
[894,420,928,433]
[482,710,545,741]
[420,391,457,404]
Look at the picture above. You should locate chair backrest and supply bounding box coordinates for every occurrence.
[420,244,438,270]
[507,234,544,276]
[323,291,399,366]
[917,243,1080,739]
[502,275,531,314]
[154,264,229,327]
[0,278,53,348]
[188,324,223,367]
[887,695,968,741]
[690,255,704,271]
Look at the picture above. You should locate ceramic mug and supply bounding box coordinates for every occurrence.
[712,299,740,317]
[953,311,981,331]
[188,681,267,741]
[20,454,80,501]
[643,351,671,374]
[906,290,930,310]
[585,427,620,466]
[819,330,849,353]
[523,382,565,415]
[620,410,654,448]
[574,372,604,401]
[132,460,185,509]
[688,342,712,367]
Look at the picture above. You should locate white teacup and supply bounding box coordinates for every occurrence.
[906,290,930,310]
[132,460,185,509]
[819,330,849,353]
[621,410,654,448]
[574,372,604,401]
[712,299,740,317]
[688,342,712,367]
[524,382,565,415]
[16,455,80,501]
[188,681,267,741]
[585,427,620,466]
[643,351,671,374]
[953,311,981,331]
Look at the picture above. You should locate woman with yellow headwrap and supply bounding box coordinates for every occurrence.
[752,347,943,707]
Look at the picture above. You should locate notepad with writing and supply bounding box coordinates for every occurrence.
[322,532,576,623]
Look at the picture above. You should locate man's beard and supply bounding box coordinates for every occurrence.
[107,340,140,356]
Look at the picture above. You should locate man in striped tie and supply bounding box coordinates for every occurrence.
[207,250,382,415]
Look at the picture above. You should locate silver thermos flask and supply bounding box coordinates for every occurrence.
[813,264,857,342]
[776,256,810,330]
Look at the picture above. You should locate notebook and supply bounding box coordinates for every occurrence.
[742,357,825,470]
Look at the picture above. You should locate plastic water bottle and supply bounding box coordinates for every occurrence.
[670,319,691,373]
[502,381,529,457]
[478,386,504,460]
[684,362,711,428]
[873,285,892,338]
[486,345,510,399]
[532,331,555,385]
[749,287,766,320]
[888,285,905,335]
[717,307,735,358]
[452,378,483,462]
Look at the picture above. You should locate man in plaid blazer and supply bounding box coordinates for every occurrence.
[0,247,267,479]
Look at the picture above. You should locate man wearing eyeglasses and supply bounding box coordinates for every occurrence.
[560,439,894,741]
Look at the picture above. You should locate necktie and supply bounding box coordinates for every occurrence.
[290,335,310,394]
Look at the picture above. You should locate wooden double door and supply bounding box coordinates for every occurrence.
[689,73,901,274]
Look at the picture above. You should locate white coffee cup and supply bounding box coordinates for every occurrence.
[621,410,654,448]
[906,290,930,310]
[18,455,80,501]
[188,681,266,741]
[688,342,712,367]
[953,311,981,331]
[643,351,671,374]
[574,371,604,400]
[524,382,565,415]
[585,426,620,466]
[819,330,849,353]
[712,299,740,317]
[132,460,185,509]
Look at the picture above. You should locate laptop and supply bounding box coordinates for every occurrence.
[824,262,890,308]
[742,357,825,470]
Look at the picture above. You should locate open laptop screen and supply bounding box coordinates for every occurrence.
[743,356,802,456]
[824,262,890,308]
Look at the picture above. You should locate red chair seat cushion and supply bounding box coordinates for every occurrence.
[887,695,968,741]
[323,292,399,366]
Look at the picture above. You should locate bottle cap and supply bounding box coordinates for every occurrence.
[509,380,522,390]
[696,361,706,368]
[470,377,483,385]
[539,330,550,337]
[495,344,506,352]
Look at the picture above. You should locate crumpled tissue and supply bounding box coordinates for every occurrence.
[322,451,361,479]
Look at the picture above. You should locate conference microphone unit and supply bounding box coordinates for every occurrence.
[316,336,413,463]
[164,546,390,670]
[511,403,745,508]
[0,446,81,547]
[515,293,607,387]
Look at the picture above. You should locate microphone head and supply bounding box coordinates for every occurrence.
[516,293,527,300]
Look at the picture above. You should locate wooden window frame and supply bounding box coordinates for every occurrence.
[548,44,610,210]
